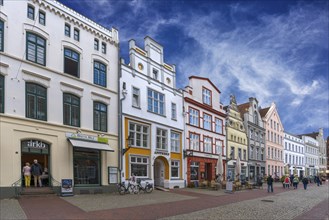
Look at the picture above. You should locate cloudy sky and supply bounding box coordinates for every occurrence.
[59,0,329,138]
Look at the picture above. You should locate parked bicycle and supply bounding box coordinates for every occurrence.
[136,179,153,193]
[117,180,138,195]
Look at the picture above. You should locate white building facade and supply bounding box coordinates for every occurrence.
[120,37,185,189]
[0,0,119,198]
[283,132,305,177]
[302,135,319,176]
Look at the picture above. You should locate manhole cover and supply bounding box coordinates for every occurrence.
[261,199,274,202]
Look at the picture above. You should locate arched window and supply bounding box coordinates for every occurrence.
[26,32,46,66]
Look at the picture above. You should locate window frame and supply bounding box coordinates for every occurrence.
[202,87,212,106]
[156,128,168,150]
[203,136,212,153]
[170,131,180,153]
[130,155,149,178]
[26,32,46,66]
[64,48,80,77]
[39,10,46,25]
[26,82,47,121]
[171,103,177,120]
[94,39,99,51]
[101,42,106,54]
[74,28,80,41]
[128,121,150,148]
[189,107,199,127]
[27,5,35,20]
[203,113,212,131]
[215,118,223,134]
[171,160,180,179]
[65,23,71,37]
[215,140,223,154]
[147,88,165,115]
[63,93,80,127]
[93,61,107,87]
[93,101,107,132]
[132,87,140,108]
[189,132,200,151]
[0,19,4,52]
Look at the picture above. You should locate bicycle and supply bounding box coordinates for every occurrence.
[136,179,153,193]
[117,180,138,195]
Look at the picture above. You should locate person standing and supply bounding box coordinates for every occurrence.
[302,176,309,190]
[22,162,31,187]
[31,159,43,187]
[284,175,290,189]
[290,174,294,187]
[293,176,299,189]
[267,175,274,193]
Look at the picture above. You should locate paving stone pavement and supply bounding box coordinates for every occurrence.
[0,182,328,219]
[161,183,329,220]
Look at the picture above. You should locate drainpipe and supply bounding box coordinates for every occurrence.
[118,54,127,184]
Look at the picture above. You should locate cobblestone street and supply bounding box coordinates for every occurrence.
[0,182,328,220]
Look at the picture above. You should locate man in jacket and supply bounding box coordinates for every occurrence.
[267,175,274,193]
[31,159,43,187]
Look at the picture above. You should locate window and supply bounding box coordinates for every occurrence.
[26,83,47,121]
[215,118,223,134]
[152,69,158,80]
[0,75,4,113]
[250,130,253,139]
[243,149,246,160]
[156,128,167,150]
[27,5,34,20]
[171,160,179,178]
[202,88,211,105]
[238,148,241,159]
[268,147,270,157]
[74,28,79,41]
[215,141,222,154]
[254,111,258,124]
[93,102,107,132]
[256,148,259,160]
[250,147,254,159]
[129,122,149,148]
[203,113,211,130]
[271,148,273,159]
[64,48,79,77]
[230,146,235,159]
[132,87,140,108]
[65,23,71,37]
[189,133,200,151]
[189,108,199,126]
[0,0,3,6]
[190,162,199,180]
[63,93,80,127]
[171,132,180,152]
[94,39,99,50]
[0,20,3,52]
[39,11,46,25]
[26,32,46,66]
[204,137,212,153]
[171,103,177,120]
[101,42,106,54]
[261,149,264,160]
[130,156,149,178]
[94,61,106,87]
[74,148,100,185]
[147,88,165,115]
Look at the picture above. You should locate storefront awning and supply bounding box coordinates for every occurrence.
[68,139,114,152]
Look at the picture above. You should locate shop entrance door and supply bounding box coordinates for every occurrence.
[21,140,50,187]
[154,159,164,187]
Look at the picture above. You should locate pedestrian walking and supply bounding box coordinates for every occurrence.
[267,175,274,193]
[31,159,43,187]
[290,174,294,187]
[284,175,290,189]
[302,176,309,190]
[22,162,31,187]
[293,176,299,189]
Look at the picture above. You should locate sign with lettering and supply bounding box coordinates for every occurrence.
[66,132,108,143]
[21,140,49,150]
[154,151,170,156]
[61,179,73,197]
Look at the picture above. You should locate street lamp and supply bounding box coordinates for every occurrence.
[122,134,133,155]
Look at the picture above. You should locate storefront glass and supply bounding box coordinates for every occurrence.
[73,148,100,186]
[190,162,199,181]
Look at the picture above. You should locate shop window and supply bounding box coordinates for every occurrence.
[64,48,80,77]
[171,160,179,178]
[94,61,106,87]
[63,93,80,127]
[93,102,107,132]
[74,148,100,185]
[26,32,46,66]
[26,83,47,121]
[130,156,149,178]
[190,162,199,181]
